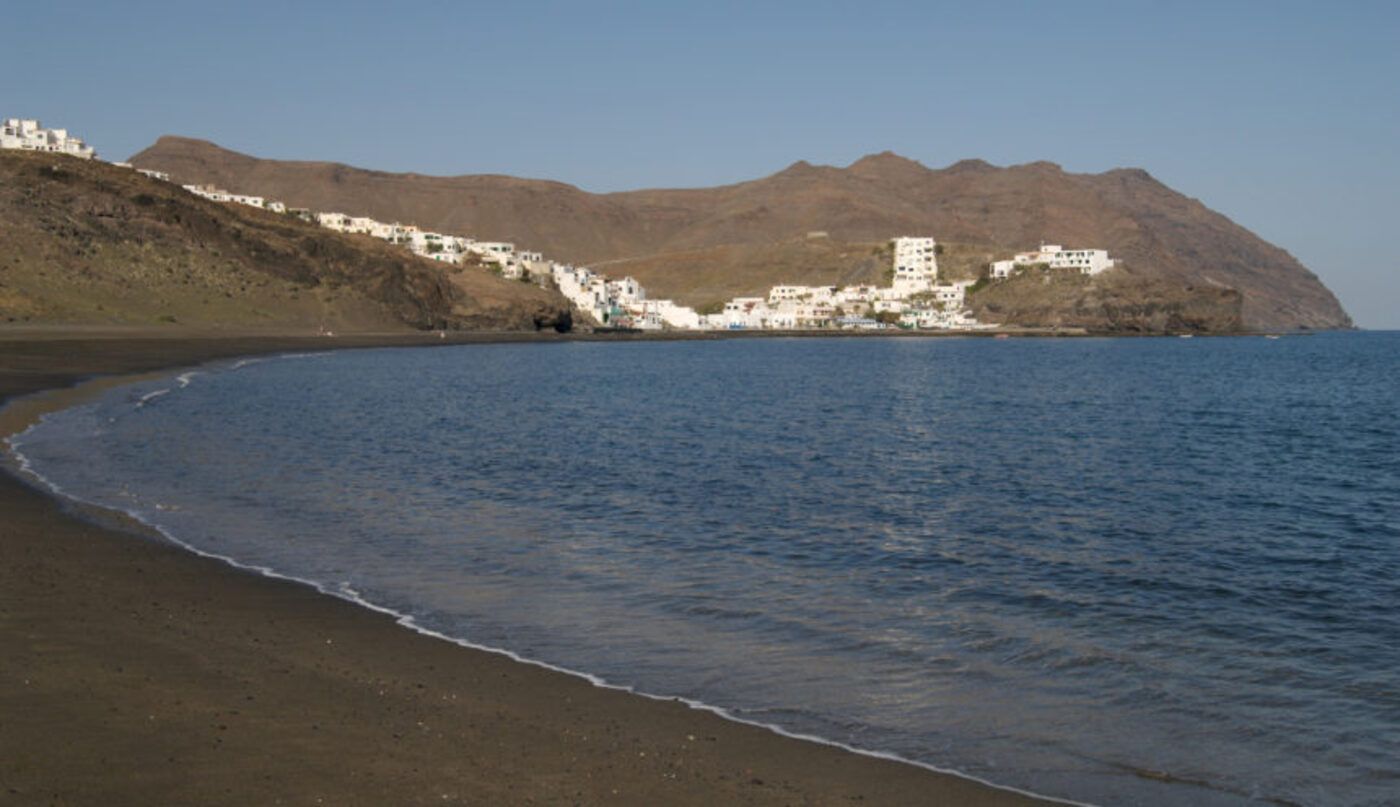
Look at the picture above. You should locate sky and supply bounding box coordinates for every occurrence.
[3,1,1397,327]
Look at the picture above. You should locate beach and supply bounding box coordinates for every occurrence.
[0,330,1051,806]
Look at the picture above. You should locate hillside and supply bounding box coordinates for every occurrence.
[0,151,571,332]
[131,138,1351,331]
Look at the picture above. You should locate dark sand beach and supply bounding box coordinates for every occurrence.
[0,330,1052,806]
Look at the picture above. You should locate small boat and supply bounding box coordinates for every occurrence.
[1265,334,1281,340]
[1178,334,1194,339]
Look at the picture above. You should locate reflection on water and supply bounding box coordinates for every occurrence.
[14,334,1400,806]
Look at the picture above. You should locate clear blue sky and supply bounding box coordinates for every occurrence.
[4,1,1396,327]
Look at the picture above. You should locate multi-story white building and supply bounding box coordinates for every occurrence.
[891,236,938,294]
[1,119,96,159]
[607,276,645,305]
[996,244,1117,276]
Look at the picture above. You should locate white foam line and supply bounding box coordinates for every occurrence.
[136,388,170,407]
[4,447,1090,807]
[1,349,1091,807]
[230,351,330,371]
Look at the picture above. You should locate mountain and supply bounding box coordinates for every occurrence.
[131,138,1351,331]
[0,150,571,332]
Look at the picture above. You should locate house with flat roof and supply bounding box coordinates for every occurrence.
[1,118,96,159]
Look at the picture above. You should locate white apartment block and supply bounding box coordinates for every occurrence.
[1,118,96,159]
[1000,244,1117,276]
[891,236,938,294]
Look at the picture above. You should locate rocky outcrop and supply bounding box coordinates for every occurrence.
[968,268,1244,334]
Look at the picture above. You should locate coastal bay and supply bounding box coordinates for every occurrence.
[0,330,1050,806]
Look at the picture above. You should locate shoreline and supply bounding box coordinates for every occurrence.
[1,330,1061,805]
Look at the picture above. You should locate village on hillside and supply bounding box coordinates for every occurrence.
[4,118,1119,332]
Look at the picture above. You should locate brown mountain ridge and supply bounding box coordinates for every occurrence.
[131,137,1352,331]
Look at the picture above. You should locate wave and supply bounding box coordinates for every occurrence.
[135,388,170,407]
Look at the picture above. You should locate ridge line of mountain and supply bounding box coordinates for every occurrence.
[129,136,1352,331]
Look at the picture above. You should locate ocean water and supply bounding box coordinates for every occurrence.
[9,334,1400,806]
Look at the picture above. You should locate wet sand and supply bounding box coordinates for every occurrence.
[0,330,1055,806]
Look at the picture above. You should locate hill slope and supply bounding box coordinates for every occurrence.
[131,138,1351,331]
[0,151,571,332]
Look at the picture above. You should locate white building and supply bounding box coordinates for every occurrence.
[1004,244,1116,276]
[891,236,938,295]
[607,276,645,304]
[1,118,96,159]
[722,298,770,329]
[768,285,834,304]
[652,299,705,330]
[316,212,349,231]
[183,184,232,203]
[228,193,266,210]
[468,242,515,263]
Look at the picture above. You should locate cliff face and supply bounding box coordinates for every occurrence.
[0,151,571,332]
[131,138,1350,331]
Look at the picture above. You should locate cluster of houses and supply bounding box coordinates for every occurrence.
[703,237,981,331]
[5,117,1122,332]
[551,237,986,331]
[1,118,97,159]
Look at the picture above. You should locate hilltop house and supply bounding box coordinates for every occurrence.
[1,118,96,159]
[991,244,1117,278]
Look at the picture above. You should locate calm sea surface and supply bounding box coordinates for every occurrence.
[12,334,1400,806]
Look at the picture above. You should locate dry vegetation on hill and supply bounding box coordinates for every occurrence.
[0,151,571,332]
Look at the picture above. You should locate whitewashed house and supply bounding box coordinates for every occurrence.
[1,118,96,159]
[469,242,516,263]
[607,276,645,304]
[316,212,351,232]
[653,300,704,330]
[722,298,770,329]
[1009,244,1116,276]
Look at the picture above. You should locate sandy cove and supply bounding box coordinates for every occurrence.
[0,329,1056,806]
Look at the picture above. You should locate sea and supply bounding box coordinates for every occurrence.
[8,333,1399,806]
